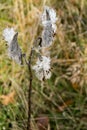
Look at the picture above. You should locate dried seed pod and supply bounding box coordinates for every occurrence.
[8,32,23,65]
[3,28,23,65]
[41,6,57,47]
[41,23,54,47]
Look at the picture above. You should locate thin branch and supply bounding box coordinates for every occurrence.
[26,37,42,130]
[52,57,87,64]
[27,48,33,130]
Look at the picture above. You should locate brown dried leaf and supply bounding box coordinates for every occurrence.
[0,91,16,105]
[36,115,49,130]
[58,100,73,112]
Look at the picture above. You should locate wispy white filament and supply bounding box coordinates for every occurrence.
[32,56,51,80]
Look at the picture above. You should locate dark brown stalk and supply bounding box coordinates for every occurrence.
[27,49,33,130]
[27,37,42,130]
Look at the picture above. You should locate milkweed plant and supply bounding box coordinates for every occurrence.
[3,6,57,130]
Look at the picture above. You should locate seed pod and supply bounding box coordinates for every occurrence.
[8,32,23,65]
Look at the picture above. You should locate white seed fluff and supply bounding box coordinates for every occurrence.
[32,56,51,80]
[41,6,57,26]
[3,28,16,45]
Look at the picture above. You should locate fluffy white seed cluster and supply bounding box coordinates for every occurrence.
[3,28,23,65]
[3,6,57,81]
[32,56,51,80]
[33,6,57,80]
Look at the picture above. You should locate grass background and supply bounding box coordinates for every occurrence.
[0,0,87,130]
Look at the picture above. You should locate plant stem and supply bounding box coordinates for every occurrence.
[27,38,41,130]
[27,49,33,130]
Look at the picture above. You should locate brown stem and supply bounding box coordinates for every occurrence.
[27,37,42,130]
[27,49,33,130]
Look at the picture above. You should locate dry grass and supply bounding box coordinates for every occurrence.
[0,0,87,130]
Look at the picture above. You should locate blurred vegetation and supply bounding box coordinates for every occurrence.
[0,0,87,130]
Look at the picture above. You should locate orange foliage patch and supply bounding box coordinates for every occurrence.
[58,100,73,112]
[0,91,16,105]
